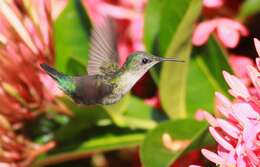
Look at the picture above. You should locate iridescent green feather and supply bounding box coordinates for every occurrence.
[57,76,76,94]
[40,64,76,95]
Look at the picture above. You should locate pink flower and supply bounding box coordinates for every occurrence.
[0,124,55,166]
[51,0,68,20]
[144,94,161,109]
[198,38,260,166]
[229,55,254,86]
[83,0,146,65]
[201,103,260,166]
[203,0,223,8]
[223,71,251,99]
[0,0,66,123]
[0,0,68,165]
[194,109,207,121]
[192,18,248,48]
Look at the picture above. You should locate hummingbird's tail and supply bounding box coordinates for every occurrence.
[40,64,76,95]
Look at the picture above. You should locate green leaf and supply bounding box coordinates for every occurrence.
[77,132,144,152]
[161,36,232,118]
[199,38,232,90]
[55,95,159,145]
[25,112,69,144]
[103,94,133,128]
[144,0,163,53]
[144,0,202,83]
[145,0,195,55]
[54,0,91,75]
[54,95,161,145]
[186,37,232,116]
[105,95,164,130]
[159,0,202,55]
[125,96,164,121]
[144,0,164,84]
[122,96,165,129]
[105,94,131,114]
[159,0,203,118]
[237,0,260,21]
[141,119,210,167]
[34,132,145,166]
[54,98,108,143]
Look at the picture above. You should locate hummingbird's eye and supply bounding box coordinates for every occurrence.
[142,58,149,64]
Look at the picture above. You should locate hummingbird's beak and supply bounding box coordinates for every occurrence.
[155,56,185,63]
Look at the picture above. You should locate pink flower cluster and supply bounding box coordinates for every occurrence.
[197,39,260,166]
[193,0,249,49]
[0,0,66,124]
[0,0,67,165]
[229,55,254,86]
[192,18,248,48]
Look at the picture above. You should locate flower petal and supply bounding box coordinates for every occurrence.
[243,123,260,149]
[201,149,225,165]
[97,2,140,19]
[256,58,260,71]
[223,71,250,99]
[51,0,68,20]
[217,118,240,139]
[217,105,232,118]
[192,20,217,46]
[203,111,218,127]
[246,149,260,165]
[215,92,231,108]
[209,127,234,151]
[217,23,239,48]
[247,66,260,95]
[194,109,205,121]
[229,55,253,85]
[203,0,223,8]
[0,1,38,54]
[144,95,160,109]
[233,103,259,119]
[219,18,248,36]
[0,162,12,167]
[82,0,105,24]
[254,38,260,57]
[231,103,251,127]
[0,33,7,44]
[39,73,62,97]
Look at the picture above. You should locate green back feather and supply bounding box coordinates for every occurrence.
[57,76,76,94]
[40,64,76,95]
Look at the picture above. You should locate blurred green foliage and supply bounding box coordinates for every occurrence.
[238,0,260,21]
[141,119,213,167]
[54,0,90,75]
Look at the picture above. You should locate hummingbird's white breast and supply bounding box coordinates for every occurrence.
[116,70,147,95]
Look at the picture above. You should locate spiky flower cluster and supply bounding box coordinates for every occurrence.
[0,0,57,123]
[200,39,260,166]
[0,0,66,165]
[193,0,249,49]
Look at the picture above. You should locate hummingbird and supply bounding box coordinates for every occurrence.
[40,18,184,105]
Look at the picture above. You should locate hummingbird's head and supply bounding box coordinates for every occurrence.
[123,51,184,73]
[117,51,184,95]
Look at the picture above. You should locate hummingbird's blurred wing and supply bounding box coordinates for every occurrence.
[87,18,119,76]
